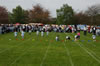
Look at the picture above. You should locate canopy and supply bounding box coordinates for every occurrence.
[15,23,20,25]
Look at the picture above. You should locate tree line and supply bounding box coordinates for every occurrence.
[0,4,100,25]
[56,4,100,25]
[0,4,51,24]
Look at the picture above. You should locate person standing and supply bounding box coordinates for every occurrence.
[92,26,96,35]
[29,29,32,35]
[14,30,18,38]
[84,27,87,36]
[92,35,96,41]
[21,30,25,39]
[56,35,59,41]
[36,30,39,36]
[41,31,44,37]
[47,30,49,36]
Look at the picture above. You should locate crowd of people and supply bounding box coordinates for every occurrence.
[0,24,100,41]
[0,24,99,33]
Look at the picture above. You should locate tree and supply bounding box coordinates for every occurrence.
[10,5,28,24]
[56,4,74,25]
[74,12,91,25]
[85,4,100,25]
[50,18,57,24]
[0,6,9,24]
[28,4,51,24]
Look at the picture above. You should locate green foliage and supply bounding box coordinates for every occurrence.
[56,4,74,25]
[9,6,28,24]
[50,18,57,24]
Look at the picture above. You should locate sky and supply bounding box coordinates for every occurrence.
[0,0,100,17]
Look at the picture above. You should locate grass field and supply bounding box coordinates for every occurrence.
[0,32,100,66]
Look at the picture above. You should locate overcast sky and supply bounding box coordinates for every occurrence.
[0,0,100,17]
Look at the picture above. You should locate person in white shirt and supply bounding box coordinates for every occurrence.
[36,30,39,36]
[66,36,71,40]
[72,27,74,33]
[21,30,25,39]
[41,31,44,37]
[56,35,59,41]
[14,31,17,38]
[92,35,96,41]
[84,27,87,36]
[90,28,92,33]
[47,31,49,36]
[92,27,96,35]
[75,35,78,41]
[29,29,32,35]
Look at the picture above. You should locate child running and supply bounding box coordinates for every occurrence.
[92,35,96,41]
[47,30,49,36]
[36,30,39,36]
[14,30,18,38]
[77,32,80,39]
[75,35,78,41]
[21,30,25,39]
[66,36,71,40]
[56,35,59,41]
[75,32,80,41]
[41,31,44,37]
[29,29,32,35]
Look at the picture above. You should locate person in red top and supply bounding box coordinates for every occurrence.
[88,26,91,33]
[77,32,80,39]
[74,32,80,41]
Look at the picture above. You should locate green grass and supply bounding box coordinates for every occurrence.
[0,32,100,66]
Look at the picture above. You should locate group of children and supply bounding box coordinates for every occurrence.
[36,31,49,36]
[14,30,96,42]
[55,32,80,41]
[14,30,25,39]
[14,30,49,39]
[55,32,96,42]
